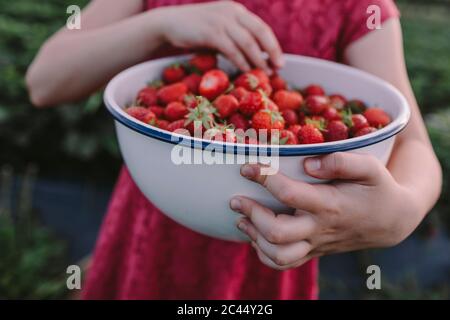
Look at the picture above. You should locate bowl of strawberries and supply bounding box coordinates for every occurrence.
[104,53,410,241]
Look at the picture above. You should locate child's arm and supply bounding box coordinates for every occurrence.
[230,19,442,270]
[26,0,283,107]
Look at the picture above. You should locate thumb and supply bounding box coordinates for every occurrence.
[303,152,384,183]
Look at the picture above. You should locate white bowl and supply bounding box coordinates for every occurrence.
[104,54,410,242]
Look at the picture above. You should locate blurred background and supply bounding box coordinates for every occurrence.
[0,0,449,299]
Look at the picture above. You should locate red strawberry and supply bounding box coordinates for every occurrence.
[322,106,341,121]
[304,84,325,96]
[281,109,299,126]
[229,113,249,130]
[259,81,273,96]
[157,82,188,105]
[234,73,261,91]
[304,95,329,115]
[329,94,347,110]
[280,129,298,145]
[148,106,165,118]
[184,97,216,135]
[199,69,230,100]
[230,86,249,102]
[137,87,158,106]
[273,90,303,110]
[239,91,265,116]
[251,109,285,133]
[179,93,198,109]
[249,68,270,84]
[324,120,349,142]
[182,73,202,94]
[155,119,169,131]
[363,108,391,128]
[214,94,239,118]
[354,126,377,137]
[163,64,185,83]
[167,119,186,132]
[126,106,156,124]
[350,114,369,135]
[270,74,287,91]
[189,54,217,73]
[235,70,272,96]
[164,101,188,121]
[288,124,302,137]
[204,124,237,143]
[297,124,324,144]
[346,99,367,113]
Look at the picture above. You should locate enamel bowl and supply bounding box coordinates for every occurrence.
[104,54,410,242]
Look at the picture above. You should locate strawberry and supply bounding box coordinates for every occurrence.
[304,95,329,115]
[229,113,249,130]
[251,109,285,133]
[126,106,156,124]
[270,74,287,91]
[199,69,230,100]
[179,93,198,109]
[164,101,188,121]
[281,109,299,126]
[322,106,341,121]
[234,73,261,91]
[148,106,165,118]
[189,54,217,73]
[259,81,273,96]
[230,86,249,102]
[137,87,158,107]
[363,108,391,128]
[163,63,185,83]
[304,84,325,96]
[182,73,202,94]
[305,116,327,131]
[288,124,302,137]
[249,68,270,85]
[297,124,324,144]
[239,91,265,116]
[204,124,237,143]
[214,94,239,118]
[329,94,347,110]
[354,126,377,137]
[167,119,186,132]
[280,129,298,145]
[324,120,349,142]
[350,114,369,135]
[346,99,367,113]
[155,119,170,131]
[157,82,188,105]
[273,90,303,110]
[298,111,306,125]
[185,97,216,135]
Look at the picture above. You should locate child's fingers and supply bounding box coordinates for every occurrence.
[212,34,251,72]
[226,24,269,74]
[231,196,317,244]
[251,241,312,271]
[240,164,328,213]
[304,152,385,184]
[237,12,284,69]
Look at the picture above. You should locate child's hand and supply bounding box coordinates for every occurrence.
[229,152,421,270]
[156,1,283,74]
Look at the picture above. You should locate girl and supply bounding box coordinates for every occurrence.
[26,0,442,299]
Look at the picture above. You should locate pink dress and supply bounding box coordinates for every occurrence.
[82,0,398,300]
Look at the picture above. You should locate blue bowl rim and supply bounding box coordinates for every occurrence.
[104,54,411,157]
